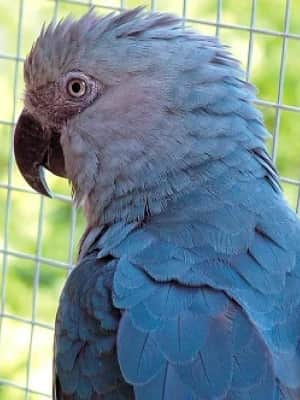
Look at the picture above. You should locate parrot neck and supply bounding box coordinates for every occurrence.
[83,153,244,227]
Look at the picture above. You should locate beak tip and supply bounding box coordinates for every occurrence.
[38,165,52,198]
[20,165,53,198]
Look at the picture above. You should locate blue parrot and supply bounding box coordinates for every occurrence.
[14,8,300,400]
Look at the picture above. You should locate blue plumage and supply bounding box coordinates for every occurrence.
[53,167,300,399]
[54,171,300,398]
[54,257,133,399]
[14,6,300,400]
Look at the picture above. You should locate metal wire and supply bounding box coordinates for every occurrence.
[215,0,222,37]
[0,0,300,397]
[0,0,24,351]
[245,0,256,81]
[271,0,291,163]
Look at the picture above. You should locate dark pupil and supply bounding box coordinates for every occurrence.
[72,81,81,93]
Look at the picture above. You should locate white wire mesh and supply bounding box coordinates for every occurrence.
[0,0,299,398]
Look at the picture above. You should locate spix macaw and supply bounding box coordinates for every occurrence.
[14,7,300,400]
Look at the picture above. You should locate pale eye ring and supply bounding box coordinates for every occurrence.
[67,78,87,98]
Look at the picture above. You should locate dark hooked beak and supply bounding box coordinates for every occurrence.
[14,110,66,197]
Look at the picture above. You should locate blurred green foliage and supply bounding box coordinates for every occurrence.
[0,0,299,398]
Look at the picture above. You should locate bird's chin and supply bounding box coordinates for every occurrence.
[14,109,67,197]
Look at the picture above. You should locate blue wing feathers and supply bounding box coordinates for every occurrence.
[108,177,300,398]
[55,167,300,399]
[54,257,134,399]
[152,311,210,363]
[114,250,280,398]
[176,315,234,399]
[117,312,165,384]
[134,363,196,400]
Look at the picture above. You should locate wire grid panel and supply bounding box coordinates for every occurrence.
[0,0,300,398]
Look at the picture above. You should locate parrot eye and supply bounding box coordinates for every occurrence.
[67,78,87,98]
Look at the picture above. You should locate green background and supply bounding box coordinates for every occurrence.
[0,1,299,398]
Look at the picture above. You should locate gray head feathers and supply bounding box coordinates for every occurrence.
[22,7,276,226]
[25,7,195,87]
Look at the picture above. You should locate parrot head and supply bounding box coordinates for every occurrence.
[14,7,264,224]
